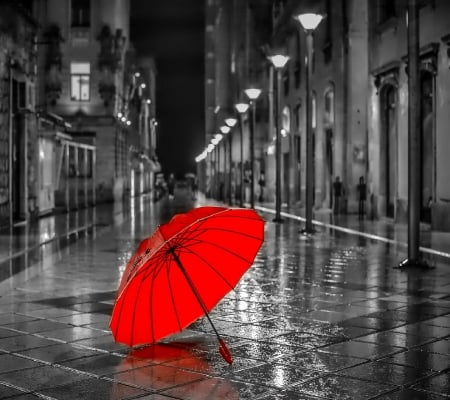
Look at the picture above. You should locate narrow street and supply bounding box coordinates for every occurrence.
[0,188,449,399]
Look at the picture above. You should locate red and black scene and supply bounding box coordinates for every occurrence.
[1,0,450,399]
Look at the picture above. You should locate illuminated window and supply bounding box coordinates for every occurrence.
[282,106,290,133]
[71,0,90,27]
[324,89,334,126]
[70,62,90,101]
[312,93,317,129]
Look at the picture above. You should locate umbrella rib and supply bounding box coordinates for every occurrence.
[178,237,258,265]
[130,266,151,346]
[167,226,263,256]
[134,252,171,344]
[192,226,263,241]
[174,246,242,292]
[168,245,223,343]
[165,255,183,333]
[111,259,147,341]
[136,249,185,342]
[170,225,263,249]
[127,225,261,287]
[148,256,159,344]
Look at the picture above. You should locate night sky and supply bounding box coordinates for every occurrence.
[130,0,205,178]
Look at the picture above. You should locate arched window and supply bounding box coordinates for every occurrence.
[282,106,290,134]
[311,93,317,130]
[324,88,334,127]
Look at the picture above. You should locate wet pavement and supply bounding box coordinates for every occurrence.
[0,189,450,399]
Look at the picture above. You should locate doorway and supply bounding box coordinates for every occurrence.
[325,128,333,208]
[381,84,396,218]
[420,71,433,223]
[12,79,26,223]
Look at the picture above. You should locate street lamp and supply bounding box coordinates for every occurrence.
[268,54,290,223]
[235,102,250,207]
[244,88,262,208]
[294,12,323,233]
[225,118,237,127]
[225,117,238,204]
[220,125,231,134]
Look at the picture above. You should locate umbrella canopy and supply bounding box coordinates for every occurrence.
[110,206,264,363]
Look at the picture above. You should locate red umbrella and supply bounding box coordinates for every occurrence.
[110,206,264,364]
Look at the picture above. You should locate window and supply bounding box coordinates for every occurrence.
[324,89,334,126]
[312,93,317,129]
[70,62,90,101]
[282,106,290,133]
[71,0,90,27]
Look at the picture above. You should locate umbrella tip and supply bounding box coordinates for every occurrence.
[218,338,233,365]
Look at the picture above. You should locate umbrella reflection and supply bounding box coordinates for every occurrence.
[112,343,239,399]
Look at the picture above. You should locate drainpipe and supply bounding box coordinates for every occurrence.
[8,58,14,230]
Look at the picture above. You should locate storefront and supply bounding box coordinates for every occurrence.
[38,114,96,214]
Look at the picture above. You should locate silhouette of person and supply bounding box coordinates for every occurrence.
[357,176,367,220]
[333,176,343,215]
[167,173,175,199]
[192,177,198,200]
[258,173,265,202]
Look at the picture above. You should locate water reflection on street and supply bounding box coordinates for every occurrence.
[0,189,449,398]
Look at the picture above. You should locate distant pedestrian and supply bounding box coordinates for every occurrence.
[192,177,198,200]
[167,173,175,199]
[357,176,367,220]
[258,173,265,202]
[333,176,343,215]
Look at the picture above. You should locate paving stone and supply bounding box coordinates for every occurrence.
[290,374,396,399]
[37,377,151,400]
[0,194,450,399]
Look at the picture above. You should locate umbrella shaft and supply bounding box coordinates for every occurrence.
[169,247,222,341]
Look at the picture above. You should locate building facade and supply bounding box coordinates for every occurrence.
[204,0,450,232]
[0,1,39,227]
[0,0,158,229]
[203,0,272,203]
[368,0,450,230]
[35,0,132,206]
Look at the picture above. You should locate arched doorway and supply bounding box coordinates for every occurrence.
[420,71,433,223]
[380,84,397,218]
[324,87,335,208]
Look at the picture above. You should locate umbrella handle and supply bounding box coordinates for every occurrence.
[219,338,233,365]
[170,246,234,364]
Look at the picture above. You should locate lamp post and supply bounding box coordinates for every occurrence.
[244,88,262,208]
[225,117,238,204]
[234,103,250,207]
[206,143,215,197]
[294,13,323,233]
[219,125,231,202]
[268,54,290,222]
[398,0,429,269]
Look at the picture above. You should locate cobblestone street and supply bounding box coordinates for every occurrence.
[0,189,449,399]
